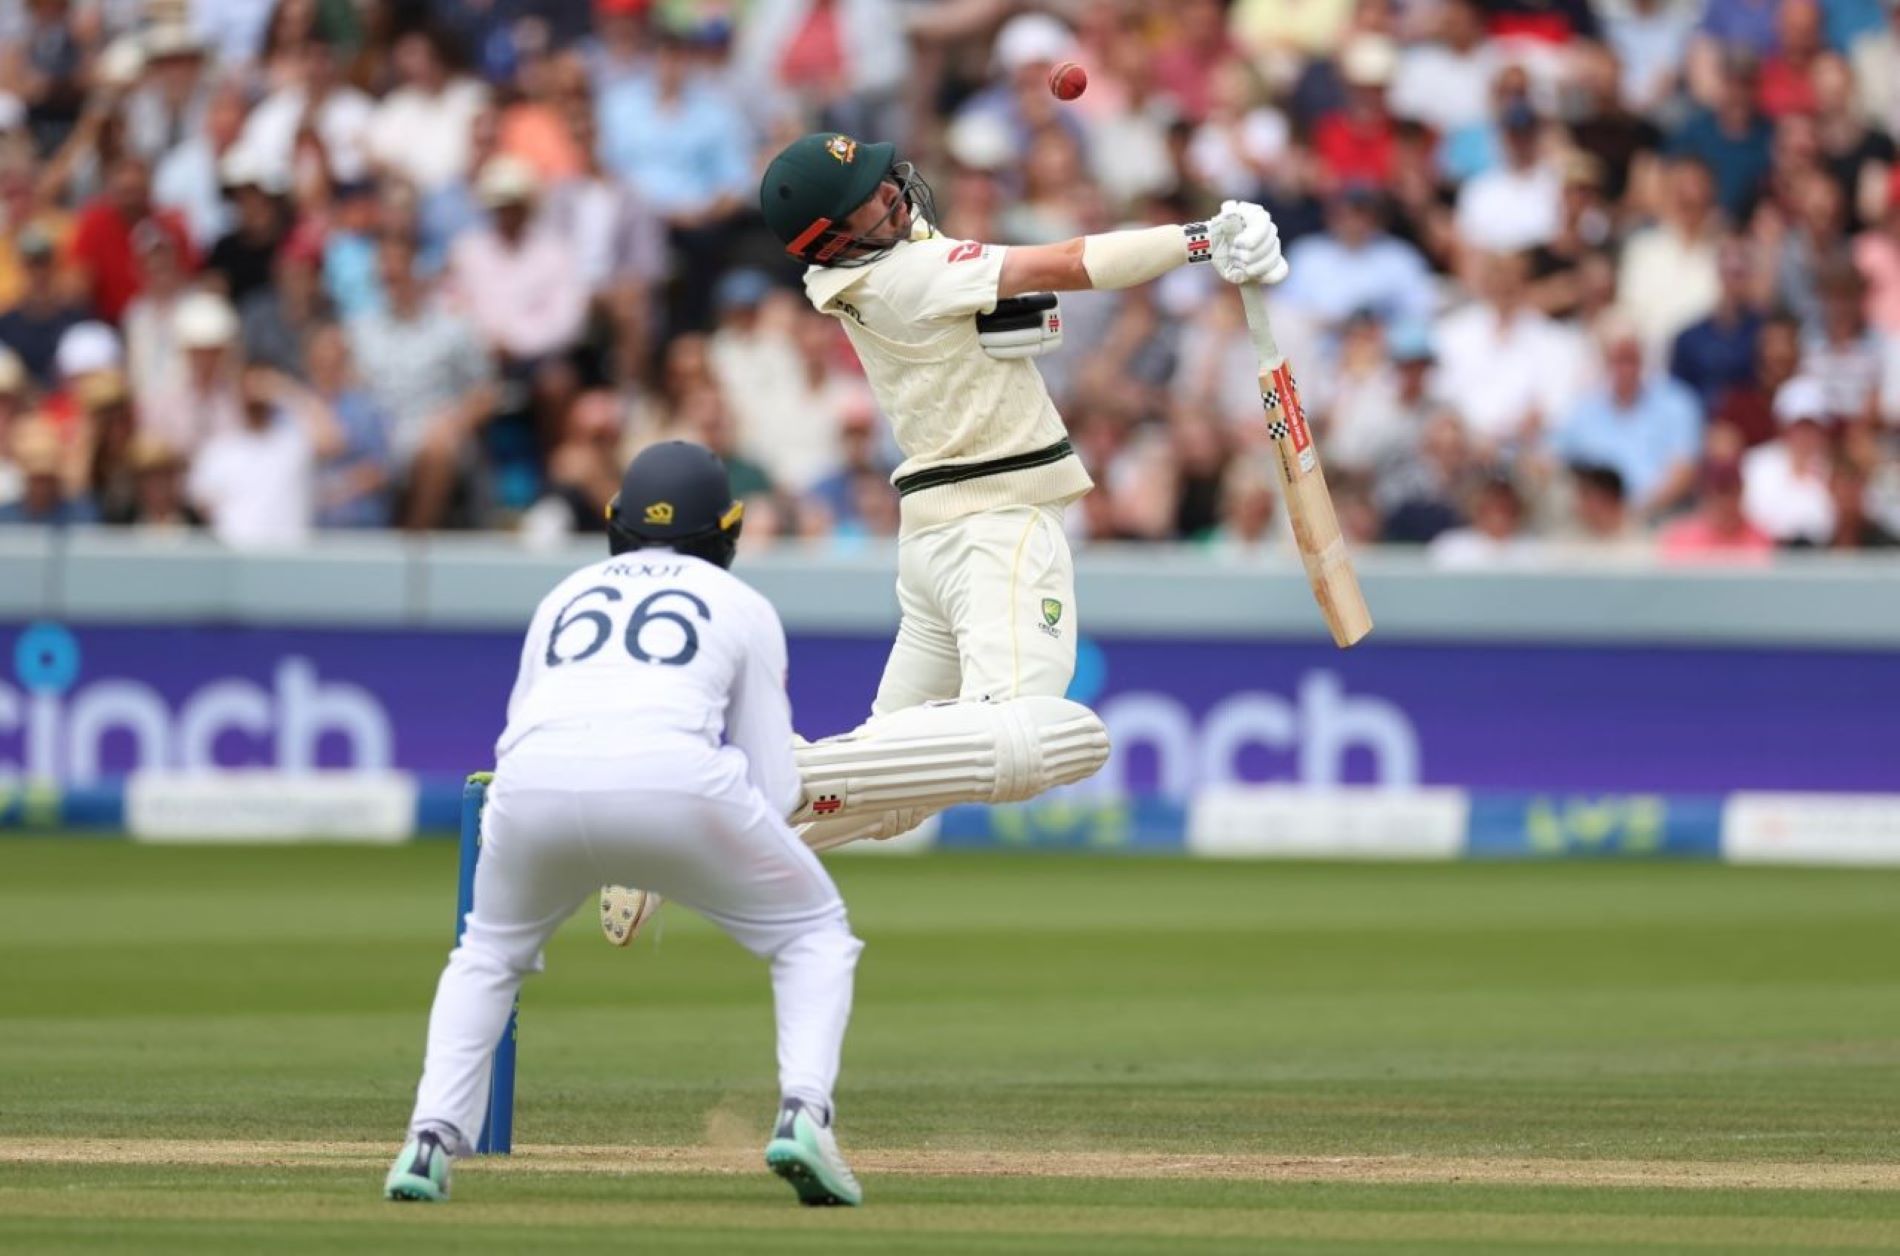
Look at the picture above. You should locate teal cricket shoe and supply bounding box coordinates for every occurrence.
[764,1098,862,1207]
[383,1130,453,1202]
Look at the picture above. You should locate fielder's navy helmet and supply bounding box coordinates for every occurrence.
[606,441,744,568]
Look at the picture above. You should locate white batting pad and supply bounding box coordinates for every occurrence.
[789,696,1110,827]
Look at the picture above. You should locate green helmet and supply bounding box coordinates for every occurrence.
[760,132,927,267]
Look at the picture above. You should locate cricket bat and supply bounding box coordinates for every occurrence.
[1237,282,1373,648]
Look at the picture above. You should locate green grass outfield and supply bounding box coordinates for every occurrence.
[1,840,1896,1253]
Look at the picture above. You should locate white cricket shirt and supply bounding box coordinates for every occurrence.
[496,553,801,816]
[803,226,1093,533]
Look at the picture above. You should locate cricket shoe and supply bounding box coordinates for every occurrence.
[600,885,662,947]
[764,1097,862,1207]
[383,1129,453,1202]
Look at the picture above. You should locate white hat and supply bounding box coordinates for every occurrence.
[143,23,205,61]
[993,13,1073,73]
[476,155,539,207]
[96,36,146,88]
[218,147,288,195]
[174,291,239,349]
[1772,376,1829,426]
[1341,35,1399,88]
[55,322,123,378]
[945,111,1015,172]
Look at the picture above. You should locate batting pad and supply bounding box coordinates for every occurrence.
[789,697,1110,827]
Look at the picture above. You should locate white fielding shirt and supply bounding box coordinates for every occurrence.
[496,553,801,816]
[803,227,1093,533]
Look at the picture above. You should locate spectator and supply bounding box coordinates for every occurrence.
[0,224,84,385]
[1558,464,1648,557]
[1742,376,1838,543]
[1552,317,1703,519]
[45,320,121,440]
[1712,310,1801,449]
[0,347,24,506]
[1566,40,1665,208]
[1812,56,1891,234]
[1186,60,1290,204]
[191,0,279,69]
[1619,156,1725,359]
[0,417,96,526]
[1857,175,1900,335]
[232,28,375,188]
[1758,0,1826,119]
[808,399,894,533]
[1852,1,1900,137]
[535,388,625,536]
[1334,318,1438,476]
[1659,459,1776,562]
[140,290,242,458]
[583,0,651,93]
[1279,187,1437,335]
[1668,56,1772,223]
[1526,154,1614,319]
[596,27,750,331]
[1775,166,1853,334]
[1434,250,1588,452]
[125,436,196,530]
[305,321,393,529]
[347,234,495,530]
[1204,453,1291,556]
[152,78,250,252]
[205,151,288,304]
[1455,99,1559,255]
[121,223,194,407]
[187,367,340,549]
[124,23,210,165]
[1605,0,1695,114]
[1389,0,1497,137]
[732,0,911,139]
[67,155,195,323]
[448,156,588,366]
[320,180,388,321]
[1801,265,1882,420]
[75,369,136,524]
[1429,476,1541,568]
[240,240,323,378]
[1149,0,1234,124]
[1313,34,1398,186]
[1377,409,1474,542]
[1670,236,1765,412]
[677,383,773,500]
[365,26,489,194]
[1810,457,1899,548]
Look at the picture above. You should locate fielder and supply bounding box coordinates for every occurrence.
[598,135,1287,935]
[386,442,865,1206]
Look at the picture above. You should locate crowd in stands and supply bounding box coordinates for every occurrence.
[0,0,1897,564]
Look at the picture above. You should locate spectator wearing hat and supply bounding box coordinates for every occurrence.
[448,155,588,368]
[1389,0,1499,137]
[74,368,138,523]
[1618,156,1724,360]
[0,224,85,385]
[347,233,496,530]
[1454,98,1560,255]
[1659,459,1775,563]
[1741,375,1837,543]
[1313,34,1399,186]
[187,366,342,550]
[205,150,289,305]
[1279,187,1437,336]
[1669,236,1766,412]
[67,155,196,323]
[124,23,208,166]
[0,417,97,526]
[1552,316,1703,519]
[139,291,243,458]
[43,321,121,441]
[126,435,197,530]
[366,26,491,194]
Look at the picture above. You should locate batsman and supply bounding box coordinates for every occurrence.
[602,135,1289,937]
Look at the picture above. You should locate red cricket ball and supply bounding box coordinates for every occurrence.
[1049,61,1088,102]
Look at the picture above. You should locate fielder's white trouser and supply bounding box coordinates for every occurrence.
[874,503,1077,713]
[408,733,862,1152]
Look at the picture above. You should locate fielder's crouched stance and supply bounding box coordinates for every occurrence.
[387,443,868,1206]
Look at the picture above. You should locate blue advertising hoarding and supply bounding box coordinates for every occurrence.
[2,621,1896,794]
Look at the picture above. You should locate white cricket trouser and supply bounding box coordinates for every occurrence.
[875,503,1077,713]
[407,731,862,1153]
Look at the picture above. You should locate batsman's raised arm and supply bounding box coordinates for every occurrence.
[996,201,1290,298]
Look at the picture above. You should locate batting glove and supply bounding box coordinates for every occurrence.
[976,292,1064,360]
[1209,200,1289,286]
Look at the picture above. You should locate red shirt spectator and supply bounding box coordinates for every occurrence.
[1149,0,1236,124]
[1658,462,1777,563]
[1315,36,1399,185]
[67,158,195,324]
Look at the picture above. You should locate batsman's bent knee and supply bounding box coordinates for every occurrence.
[789,696,1109,825]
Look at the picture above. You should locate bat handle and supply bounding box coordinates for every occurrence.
[1237,282,1282,367]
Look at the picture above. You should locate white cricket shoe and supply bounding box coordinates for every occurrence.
[764,1098,862,1207]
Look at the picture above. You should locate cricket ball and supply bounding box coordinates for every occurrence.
[1049,61,1088,102]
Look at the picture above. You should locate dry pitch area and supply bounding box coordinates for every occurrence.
[1,841,1896,1253]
